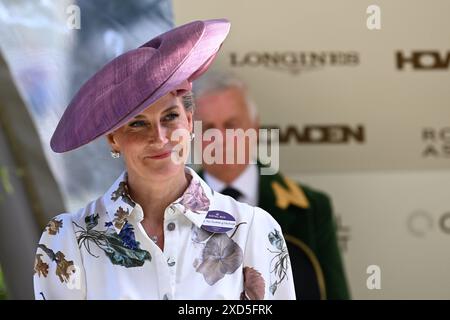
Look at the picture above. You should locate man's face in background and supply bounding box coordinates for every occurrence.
[194,86,259,182]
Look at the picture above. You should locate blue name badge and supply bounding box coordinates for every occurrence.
[201,210,236,233]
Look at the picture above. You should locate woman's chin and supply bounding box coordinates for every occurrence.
[140,159,184,178]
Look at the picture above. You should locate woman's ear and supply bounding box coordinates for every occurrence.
[186,110,194,133]
[106,133,119,152]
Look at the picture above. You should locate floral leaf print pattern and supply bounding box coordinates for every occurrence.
[101,223,151,268]
[193,221,246,286]
[45,218,63,235]
[191,224,213,242]
[178,180,210,213]
[34,254,49,278]
[110,178,134,230]
[196,233,243,285]
[267,229,290,295]
[112,222,140,250]
[37,244,76,283]
[73,214,151,268]
[54,252,77,283]
[268,229,284,251]
[111,181,135,208]
[113,207,130,230]
[85,214,100,231]
[240,267,265,300]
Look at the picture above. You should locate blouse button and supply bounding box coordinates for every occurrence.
[167,258,176,267]
[167,222,176,231]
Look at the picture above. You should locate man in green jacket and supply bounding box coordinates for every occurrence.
[193,70,350,299]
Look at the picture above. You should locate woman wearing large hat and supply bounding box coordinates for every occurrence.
[33,19,295,300]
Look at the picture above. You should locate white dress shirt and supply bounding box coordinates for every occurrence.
[33,167,295,300]
[204,164,259,206]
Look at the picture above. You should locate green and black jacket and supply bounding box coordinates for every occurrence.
[199,164,350,300]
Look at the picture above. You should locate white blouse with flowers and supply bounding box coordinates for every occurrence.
[33,167,296,300]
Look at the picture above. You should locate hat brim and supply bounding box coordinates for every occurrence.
[50,19,230,153]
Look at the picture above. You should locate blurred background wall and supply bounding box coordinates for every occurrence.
[0,0,173,299]
[172,0,450,299]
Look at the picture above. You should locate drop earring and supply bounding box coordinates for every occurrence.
[110,150,120,159]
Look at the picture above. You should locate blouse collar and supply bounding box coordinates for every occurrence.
[103,166,215,234]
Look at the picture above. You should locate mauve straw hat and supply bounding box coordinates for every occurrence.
[50,19,230,153]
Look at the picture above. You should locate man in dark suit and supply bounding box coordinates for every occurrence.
[192,71,350,299]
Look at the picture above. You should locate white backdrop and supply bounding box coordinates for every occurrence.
[173,0,450,299]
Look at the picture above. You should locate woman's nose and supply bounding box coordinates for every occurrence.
[147,124,169,146]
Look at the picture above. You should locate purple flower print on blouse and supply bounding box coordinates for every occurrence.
[191,225,213,242]
[195,233,243,285]
[241,267,265,300]
[179,180,210,213]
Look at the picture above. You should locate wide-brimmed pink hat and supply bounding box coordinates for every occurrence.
[50,19,230,153]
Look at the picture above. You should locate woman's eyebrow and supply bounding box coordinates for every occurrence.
[162,105,179,113]
[133,106,179,119]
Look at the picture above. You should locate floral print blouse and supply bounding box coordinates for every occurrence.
[33,167,296,300]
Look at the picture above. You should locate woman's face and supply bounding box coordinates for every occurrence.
[107,92,193,182]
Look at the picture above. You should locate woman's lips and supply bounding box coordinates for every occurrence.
[147,150,172,159]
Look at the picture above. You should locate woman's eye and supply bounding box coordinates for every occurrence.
[129,120,146,127]
[163,113,179,121]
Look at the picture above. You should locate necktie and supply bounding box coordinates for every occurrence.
[220,186,242,201]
